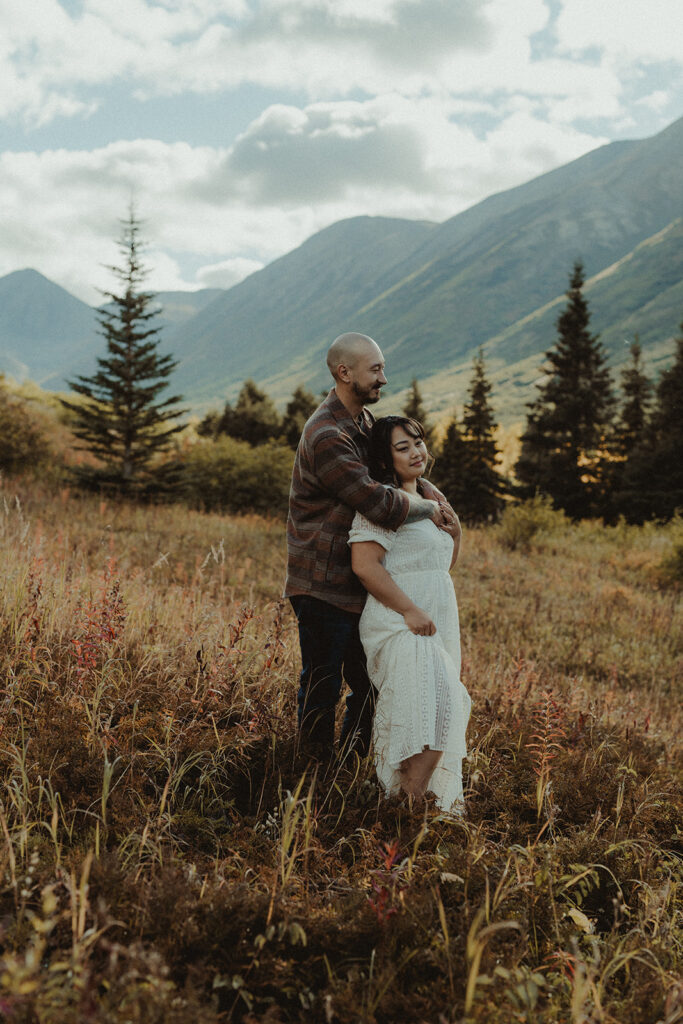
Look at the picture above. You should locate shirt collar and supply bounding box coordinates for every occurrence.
[325,389,373,437]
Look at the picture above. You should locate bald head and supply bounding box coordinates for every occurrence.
[326,332,380,380]
[326,331,387,413]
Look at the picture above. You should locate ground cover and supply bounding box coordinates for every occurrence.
[0,476,681,1023]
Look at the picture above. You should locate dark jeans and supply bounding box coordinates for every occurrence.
[290,595,375,757]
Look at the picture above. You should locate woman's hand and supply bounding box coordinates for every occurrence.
[403,606,436,636]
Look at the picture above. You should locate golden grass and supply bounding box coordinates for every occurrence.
[0,474,681,1023]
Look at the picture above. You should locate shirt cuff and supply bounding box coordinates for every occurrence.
[403,494,438,524]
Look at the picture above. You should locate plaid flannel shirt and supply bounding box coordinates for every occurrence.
[284,389,442,613]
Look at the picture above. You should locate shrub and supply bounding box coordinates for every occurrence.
[0,386,49,473]
[497,493,567,550]
[656,515,683,587]
[176,435,293,515]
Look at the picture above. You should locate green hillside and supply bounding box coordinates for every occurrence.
[167,115,683,415]
[405,218,683,426]
[0,269,97,387]
[168,216,437,404]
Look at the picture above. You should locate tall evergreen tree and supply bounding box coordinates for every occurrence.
[515,261,615,519]
[459,350,506,522]
[619,321,683,521]
[616,338,652,455]
[608,339,653,520]
[402,378,435,448]
[432,412,469,513]
[281,384,318,449]
[62,209,184,492]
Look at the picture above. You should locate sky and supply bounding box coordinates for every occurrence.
[1,0,682,305]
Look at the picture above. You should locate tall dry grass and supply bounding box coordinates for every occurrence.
[0,474,681,1023]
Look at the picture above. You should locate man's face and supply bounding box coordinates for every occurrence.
[348,344,387,405]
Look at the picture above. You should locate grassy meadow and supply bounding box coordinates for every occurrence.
[0,475,681,1023]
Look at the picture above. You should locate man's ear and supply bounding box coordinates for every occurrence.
[337,363,351,383]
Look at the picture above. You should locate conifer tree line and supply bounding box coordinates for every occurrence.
[411,262,682,524]
[55,210,681,523]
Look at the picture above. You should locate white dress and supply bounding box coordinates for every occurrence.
[348,513,471,811]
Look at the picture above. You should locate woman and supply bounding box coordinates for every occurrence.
[348,416,471,810]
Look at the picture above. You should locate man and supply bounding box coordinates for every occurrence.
[284,332,454,761]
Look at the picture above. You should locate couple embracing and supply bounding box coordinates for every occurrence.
[284,333,471,811]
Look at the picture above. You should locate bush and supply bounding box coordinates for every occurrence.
[656,515,683,587]
[176,435,293,515]
[0,387,49,473]
[497,493,567,550]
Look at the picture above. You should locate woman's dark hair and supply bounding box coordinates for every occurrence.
[367,415,427,485]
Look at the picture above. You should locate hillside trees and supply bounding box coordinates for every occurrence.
[403,378,435,448]
[460,351,506,522]
[515,262,615,519]
[615,339,652,456]
[281,385,318,449]
[433,352,506,522]
[199,380,320,449]
[62,209,184,493]
[199,379,281,445]
[617,321,683,521]
[432,414,468,513]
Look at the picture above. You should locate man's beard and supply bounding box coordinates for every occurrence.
[352,381,382,404]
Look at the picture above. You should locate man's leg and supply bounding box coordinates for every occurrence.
[339,621,376,758]
[290,596,355,757]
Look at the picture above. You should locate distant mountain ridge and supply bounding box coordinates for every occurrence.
[1,114,681,422]
[0,269,96,386]
[0,273,224,389]
[165,113,682,419]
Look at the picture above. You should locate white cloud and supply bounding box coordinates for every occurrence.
[196,256,264,288]
[0,0,599,120]
[0,0,679,138]
[637,90,670,113]
[0,0,680,310]
[0,94,607,302]
[556,0,683,64]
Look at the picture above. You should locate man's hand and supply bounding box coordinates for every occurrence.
[437,501,462,540]
[403,606,437,636]
[430,500,461,537]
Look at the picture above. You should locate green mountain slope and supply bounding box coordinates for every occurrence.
[169,216,437,405]
[167,115,682,413]
[411,217,683,425]
[0,269,97,387]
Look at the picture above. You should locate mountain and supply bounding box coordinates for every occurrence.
[163,114,682,420]
[0,274,224,389]
[167,216,437,404]
[153,289,224,329]
[0,269,98,387]
[1,114,681,423]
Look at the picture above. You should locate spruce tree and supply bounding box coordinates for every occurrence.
[616,339,652,455]
[459,350,506,522]
[282,384,318,449]
[62,209,184,493]
[402,378,435,448]
[432,413,469,513]
[608,339,652,520]
[620,321,683,521]
[515,261,614,519]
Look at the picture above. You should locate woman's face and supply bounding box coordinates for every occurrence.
[390,425,427,484]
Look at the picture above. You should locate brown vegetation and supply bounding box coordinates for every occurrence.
[0,476,681,1023]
